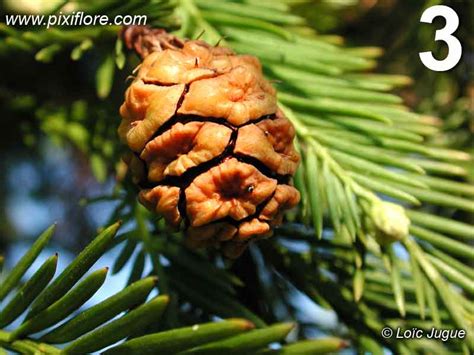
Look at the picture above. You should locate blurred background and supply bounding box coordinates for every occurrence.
[0,0,472,281]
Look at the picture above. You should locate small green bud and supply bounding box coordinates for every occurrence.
[368,201,410,245]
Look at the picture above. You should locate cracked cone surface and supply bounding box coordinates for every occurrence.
[120,32,300,257]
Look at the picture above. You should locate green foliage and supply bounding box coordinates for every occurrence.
[0,225,345,354]
[0,225,55,302]
[171,3,472,352]
[0,0,472,353]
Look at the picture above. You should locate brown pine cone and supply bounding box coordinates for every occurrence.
[119,27,300,258]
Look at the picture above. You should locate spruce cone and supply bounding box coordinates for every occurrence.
[119,27,300,258]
